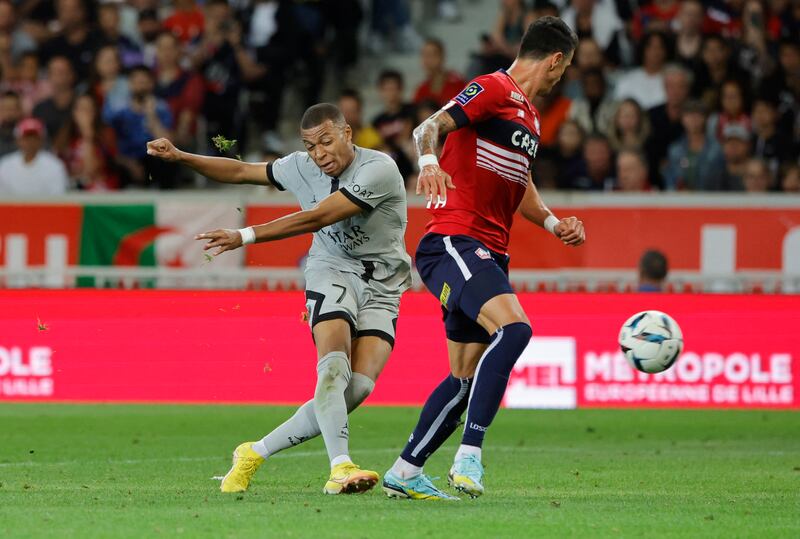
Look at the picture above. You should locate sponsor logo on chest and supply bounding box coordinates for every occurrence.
[512,129,539,158]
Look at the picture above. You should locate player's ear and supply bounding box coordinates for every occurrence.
[550,52,563,71]
[343,123,353,143]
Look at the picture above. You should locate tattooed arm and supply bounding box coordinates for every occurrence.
[413,109,458,207]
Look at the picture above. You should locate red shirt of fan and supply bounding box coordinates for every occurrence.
[426,70,541,254]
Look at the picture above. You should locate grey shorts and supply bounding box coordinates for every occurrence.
[304,265,401,348]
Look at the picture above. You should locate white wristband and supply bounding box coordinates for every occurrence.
[238,226,256,245]
[418,154,439,169]
[544,215,560,236]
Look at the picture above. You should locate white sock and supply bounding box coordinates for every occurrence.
[251,440,270,459]
[330,454,352,468]
[455,444,482,462]
[390,457,422,479]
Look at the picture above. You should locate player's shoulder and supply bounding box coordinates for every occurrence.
[452,71,509,107]
[356,147,401,174]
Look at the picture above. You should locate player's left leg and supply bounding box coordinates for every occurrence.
[449,292,531,497]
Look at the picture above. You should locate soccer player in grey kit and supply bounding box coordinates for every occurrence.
[146,103,411,495]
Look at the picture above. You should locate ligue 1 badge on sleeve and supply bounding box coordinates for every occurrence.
[455,82,484,106]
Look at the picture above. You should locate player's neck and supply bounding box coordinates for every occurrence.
[506,60,545,101]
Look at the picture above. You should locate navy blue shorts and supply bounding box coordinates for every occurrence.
[415,233,514,344]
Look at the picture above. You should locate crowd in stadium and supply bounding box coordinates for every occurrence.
[0,0,797,195]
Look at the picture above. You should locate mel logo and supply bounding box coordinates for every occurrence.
[506,337,577,409]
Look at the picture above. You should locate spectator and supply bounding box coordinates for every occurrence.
[97,1,143,69]
[563,37,615,99]
[638,249,668,292]
[674,0,705,67]
[708,79,751,143]
[534,83,572,148]
[647,64,692,176]
[163,0,205,44]
[0,0,35,61]
[90,45,130,110]
[663,100,724,191]
[0,118,68,196]
[741,157,774,193]
[720,123,753,190]
[751,96,795,175]
[568,67,616,135]
[136,9,161,68]
[616,148,652,191]
[38,0,100,80]
[781,164,800,192]
[33,56,76,144]
[607,98,650,153]
[572,133,615,190]
[737,0,776,87]
[338,89,382,150]
[192,0,265,153]
[614,31,671,110]
[372,69,415,179]
[694,35,741,108]
[0,90,22,157]
[53,94,119,191]
[154,32,204,149]
[326,0,364,74]
[560,0,628,66]
[413,38,466,107]
[468,0,526,76]
[632,0,680,40]
[4,52,50,115]
[102,65,173,186]
[552,119,586,190]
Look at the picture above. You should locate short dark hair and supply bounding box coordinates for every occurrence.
[639,250,669,281]
[518,16,578,60]
[339,88,362,107]
[424,38,444,55]
[377,69,404,87]
[301,103,345,130]
[128,64,152,79]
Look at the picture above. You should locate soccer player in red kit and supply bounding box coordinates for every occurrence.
[383,17,585,500]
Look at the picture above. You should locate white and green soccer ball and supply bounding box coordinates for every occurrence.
[618,310,684,374]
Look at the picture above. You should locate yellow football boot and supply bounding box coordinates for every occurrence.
[323,462,379,495]
[220,442,264,493]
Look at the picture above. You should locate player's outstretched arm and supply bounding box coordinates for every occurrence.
[146,138,271,185]
[195,191,364,255]
[413,110,458,207]
[519,175,585,247]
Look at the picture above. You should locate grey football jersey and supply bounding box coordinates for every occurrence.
[267,146,412,294]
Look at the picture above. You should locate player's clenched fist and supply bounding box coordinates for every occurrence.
[146,138,181,161]
[554,216,585,247]
[417,164,456,209]
[195,229,243,256]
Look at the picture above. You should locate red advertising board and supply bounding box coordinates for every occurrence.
[245,205,800,272]
[1,290,797,408]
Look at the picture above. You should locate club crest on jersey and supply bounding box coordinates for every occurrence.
[510,91,524,103]
[455,82,484,106]
[475,248,491,260]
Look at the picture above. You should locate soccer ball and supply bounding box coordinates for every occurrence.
[618,310,684,374]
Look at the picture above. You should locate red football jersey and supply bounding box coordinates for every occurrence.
[426,70,541,254]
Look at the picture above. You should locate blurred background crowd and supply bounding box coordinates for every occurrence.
[0,0,798,196]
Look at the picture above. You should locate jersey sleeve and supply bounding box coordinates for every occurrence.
[339,158,401,212]
[442,75,506,128]
[266,152,301,193]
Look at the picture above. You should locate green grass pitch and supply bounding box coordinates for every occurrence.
[1,404,798,538]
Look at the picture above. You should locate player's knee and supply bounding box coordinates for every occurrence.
[315,351,352,394]
[344,372,375,412]
[491,322,532,373]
